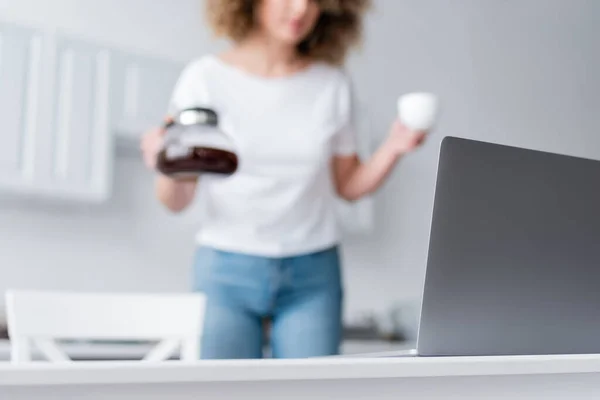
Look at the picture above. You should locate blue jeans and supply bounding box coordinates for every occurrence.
[192,246,343,359]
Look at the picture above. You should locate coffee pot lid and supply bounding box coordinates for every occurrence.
[166,107,218,128]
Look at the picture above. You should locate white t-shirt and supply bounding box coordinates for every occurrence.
[168,55,357,257]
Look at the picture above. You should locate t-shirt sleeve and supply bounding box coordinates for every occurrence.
[167,58,208,116]
[331,73,358,156]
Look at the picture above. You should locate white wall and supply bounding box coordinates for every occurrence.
[340,0,600,317]
[0,0,599,323]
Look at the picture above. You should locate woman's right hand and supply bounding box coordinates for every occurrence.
[142,118,198,212]
[140,120,169,170]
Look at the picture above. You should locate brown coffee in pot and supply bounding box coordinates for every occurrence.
[157,146,238,178]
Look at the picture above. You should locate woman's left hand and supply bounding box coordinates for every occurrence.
[333,119,428,201]
[383,120,427,157]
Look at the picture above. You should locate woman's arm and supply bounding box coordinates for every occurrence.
[333,120,426,201]
[156,176,198,212]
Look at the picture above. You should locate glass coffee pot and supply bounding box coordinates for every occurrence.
[156,107,238,179]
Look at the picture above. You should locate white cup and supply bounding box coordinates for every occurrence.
[397,92,440,132]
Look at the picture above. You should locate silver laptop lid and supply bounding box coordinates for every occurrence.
[417,136,600,356]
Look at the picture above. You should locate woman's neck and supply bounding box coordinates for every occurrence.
[225,32,309,78]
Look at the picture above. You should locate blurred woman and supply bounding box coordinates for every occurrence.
[141,0,426,359]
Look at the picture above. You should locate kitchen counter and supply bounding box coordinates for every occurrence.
[2,354,600,399]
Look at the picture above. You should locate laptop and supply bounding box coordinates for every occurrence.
[346,136,600,358]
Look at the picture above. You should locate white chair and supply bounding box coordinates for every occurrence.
[5,290,206,364]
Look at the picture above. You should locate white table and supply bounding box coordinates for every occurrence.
[2,354,600,399]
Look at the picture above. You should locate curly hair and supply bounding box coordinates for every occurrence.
[204,0,372,65]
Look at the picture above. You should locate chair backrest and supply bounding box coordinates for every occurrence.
[5,290,206,364]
